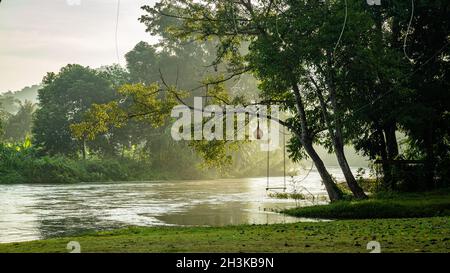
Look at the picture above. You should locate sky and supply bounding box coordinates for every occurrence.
[0,0,157,92]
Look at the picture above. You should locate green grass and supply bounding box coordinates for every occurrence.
[282,188,450,219]
[0,217,448,253]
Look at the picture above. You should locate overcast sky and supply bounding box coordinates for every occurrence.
[0,0,157,92]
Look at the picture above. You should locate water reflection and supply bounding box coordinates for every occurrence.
[0,167,354,243]
[156,202,317,226]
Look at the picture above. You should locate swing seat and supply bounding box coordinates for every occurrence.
[265,187,287,191]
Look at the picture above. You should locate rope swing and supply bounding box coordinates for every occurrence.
[264,123,287,192]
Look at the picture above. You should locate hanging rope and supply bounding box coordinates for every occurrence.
[333,0,348,56]
[274,1,288,48]
[115,0,121,65]
[265,125,288,192]
[403,0,415,62]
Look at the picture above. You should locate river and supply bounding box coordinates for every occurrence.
[0,166,360,243]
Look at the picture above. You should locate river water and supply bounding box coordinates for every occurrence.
[0,166,357,243]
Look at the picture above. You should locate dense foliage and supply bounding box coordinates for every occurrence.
[132,0,449,200]
[0,141,210,184]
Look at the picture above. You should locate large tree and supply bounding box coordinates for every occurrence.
[137,0,377,200]
[397,0,450,189]
[33,64,117,156]
[339,1,450,190]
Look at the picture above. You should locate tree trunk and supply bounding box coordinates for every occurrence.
[335,144,367,198]
[376,126,392,190]
[384,123,399,159]
[302,140,343,202]
[291,82,342,202]
[315,86,367,198]
[325,52,367,199]
[379,123,400,190]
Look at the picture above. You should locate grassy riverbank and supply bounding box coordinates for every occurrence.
[0,217,448,253]
[282,188,450,219]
